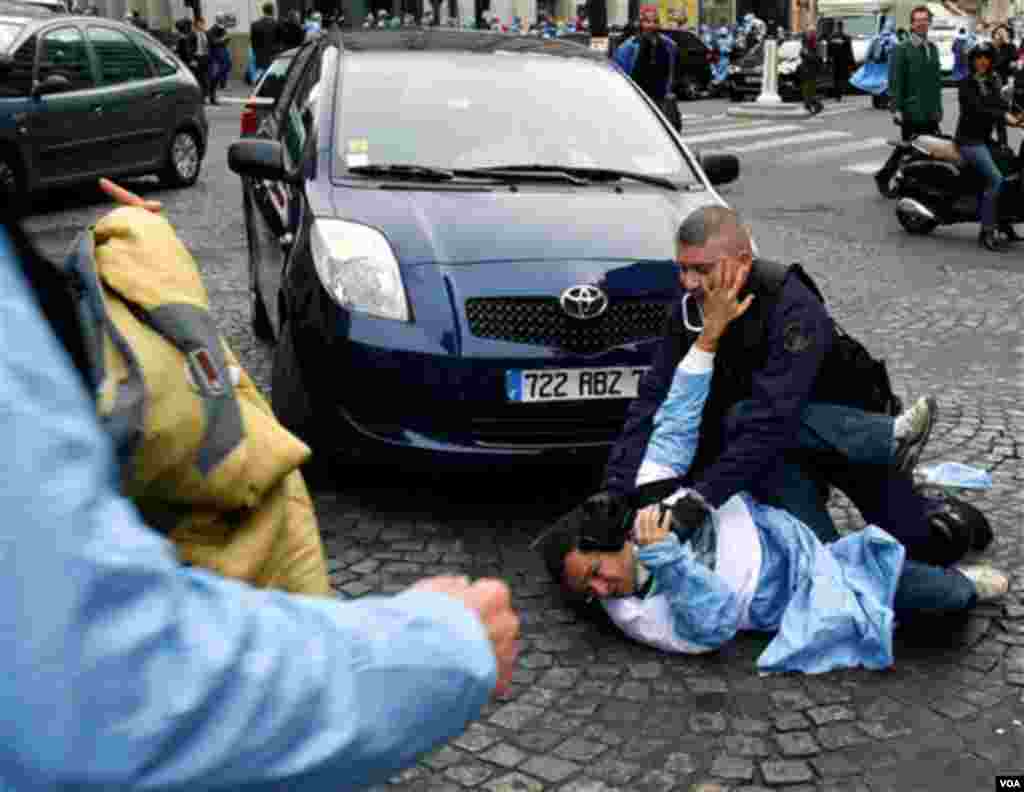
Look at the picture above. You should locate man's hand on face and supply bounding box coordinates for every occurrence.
[696,257,755,352]
[409,576,520,698]
[632,504,673,546]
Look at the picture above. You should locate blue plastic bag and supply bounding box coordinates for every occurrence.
[916,462,993,490]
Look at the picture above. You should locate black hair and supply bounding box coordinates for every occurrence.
[1,208,93,394]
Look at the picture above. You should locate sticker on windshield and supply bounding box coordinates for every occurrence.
[347,138,369,154]
[447,98,471,110]
[347,153,370,167]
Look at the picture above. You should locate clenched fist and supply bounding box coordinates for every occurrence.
[410,576,519,697]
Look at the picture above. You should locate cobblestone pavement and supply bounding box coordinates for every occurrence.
[24,105,1023,792]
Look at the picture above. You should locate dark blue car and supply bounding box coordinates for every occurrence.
[228,29,740,472]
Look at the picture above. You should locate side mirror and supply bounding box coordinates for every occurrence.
[699,152,739,185]
[33,73,72,96]
[228,138,289,181]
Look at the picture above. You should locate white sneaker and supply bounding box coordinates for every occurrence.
[894,396,937,476]
[956,565,1009,602]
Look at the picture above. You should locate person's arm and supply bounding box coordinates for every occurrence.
[691,281,833,508]
[636,533,742,650]
[602,301,689,494]
[0,239,499,791]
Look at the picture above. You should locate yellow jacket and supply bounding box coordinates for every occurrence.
[78,207,330,596]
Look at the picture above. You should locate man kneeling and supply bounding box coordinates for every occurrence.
[535,261,1006,674]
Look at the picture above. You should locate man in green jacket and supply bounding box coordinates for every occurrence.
[875,5,943,197]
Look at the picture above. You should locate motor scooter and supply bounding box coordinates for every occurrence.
[892,72,1024,236]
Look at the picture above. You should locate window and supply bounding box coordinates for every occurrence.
[0,21,24,50]
[0,34,35,96]
[38,26,93,90]
[281,49,325,168]
[133,33,178,77]
[87,26,151,85]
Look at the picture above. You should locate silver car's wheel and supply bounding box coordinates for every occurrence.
[161,130,201,187]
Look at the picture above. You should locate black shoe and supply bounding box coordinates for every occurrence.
[893,396,937,477]
[999,223,1023,243]
[979,227,1007,252]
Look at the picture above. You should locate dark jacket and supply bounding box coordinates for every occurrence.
[827,32,855,72]
[799,45,822,81]
[279,18,305,49]
[602,262,835,507]
[993,42,1018,81]
[208,23,228,50]
[889,38,943,124]
[955,75,1009,146]
[250,15,281,69]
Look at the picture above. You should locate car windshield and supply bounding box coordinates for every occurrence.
[836,16,877,36]
[334,52,694,180]
[0,20,23,49]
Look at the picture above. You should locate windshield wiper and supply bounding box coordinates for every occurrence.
[347,164,456,181]
[454,165,590,185]
[464,164,679,191]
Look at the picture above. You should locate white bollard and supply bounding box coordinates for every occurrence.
[756,39,783,105]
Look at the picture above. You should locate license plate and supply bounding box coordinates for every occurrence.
[506,366,649,403]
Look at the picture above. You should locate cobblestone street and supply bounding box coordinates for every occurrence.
[23,99,1024,792]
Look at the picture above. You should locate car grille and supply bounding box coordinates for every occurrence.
[465,297,669,354]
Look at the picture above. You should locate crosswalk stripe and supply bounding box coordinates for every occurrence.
[813,103,874,118]
[721,130,850,153]
[842,160,887,174]
[681,118,788,135]
[681,123,804,144]
[784,136,890,163]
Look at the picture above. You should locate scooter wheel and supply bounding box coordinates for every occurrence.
[897,208,939,235]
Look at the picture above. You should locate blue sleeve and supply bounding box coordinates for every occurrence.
[693,279,834,508]
[641,352,713,478]
[613,38,636,75]
[0,234,495,791]
[602,301,691,494]
[637,534,741,649]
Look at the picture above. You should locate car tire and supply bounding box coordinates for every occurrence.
[729,88,743,102]
[677,74,699,101]
[160,128,202,187]
[272,319,334,486]
[0,149,25,212]
[872,94,888,109]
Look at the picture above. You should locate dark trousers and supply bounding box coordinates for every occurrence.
[876,119,941,184]
[832,65,848,99]
[196,54,214,102]
[726,401,960,567]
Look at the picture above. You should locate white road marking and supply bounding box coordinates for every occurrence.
[784,137,890,162]
[813,103,875,117]
[722,130,851,153]
[842,160,888,174]
[681,123,804,144]
[681,119,787,135]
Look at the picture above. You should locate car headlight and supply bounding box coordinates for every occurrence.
[310,219,410,321]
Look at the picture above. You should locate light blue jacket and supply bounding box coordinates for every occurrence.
[0,230,495,790]
[616,348,905,673]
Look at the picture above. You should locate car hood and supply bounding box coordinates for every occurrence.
[327,185,717,356]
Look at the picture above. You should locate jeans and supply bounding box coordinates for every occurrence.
[894,561,977,620]
[726,401,951,565]
[959,143,1005,228]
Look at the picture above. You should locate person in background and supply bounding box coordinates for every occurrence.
[992,24,1018,82]
[192,16,215,105]
[0,195,520,792]
[827,20,855,101]
[208,16,231,92]
[612,5,680,129]
[799,30,824,114]
[250,2,281,80]
[874,7,942,197]
[280,9,306,48]
[952,26,973,82]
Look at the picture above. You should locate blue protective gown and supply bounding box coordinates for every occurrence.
[606,347,906,674]
[952,31,974,81]
[851,21,897,95]
[0,230,496,790]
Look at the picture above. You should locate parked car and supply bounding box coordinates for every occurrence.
[727,39,834,101]
[227,30,741,472]
[0,12,208,203]
[608,26,714,100]
[240,46,296,137]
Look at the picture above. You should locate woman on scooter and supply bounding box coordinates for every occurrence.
[956,42,1023,251]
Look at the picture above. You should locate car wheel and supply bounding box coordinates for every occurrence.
[677,74,699,101]
[729,88,743,102]
[242,187,275,343]
[872,94,888,109]
[0,149,25,211]
[272,319,332,485]
[160,129,202,187]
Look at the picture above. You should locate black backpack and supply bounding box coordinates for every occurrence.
[757,259,903,418]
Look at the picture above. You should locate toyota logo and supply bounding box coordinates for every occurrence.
[559,284,609,320]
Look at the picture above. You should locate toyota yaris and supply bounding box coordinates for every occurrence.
[228,29,740,471]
